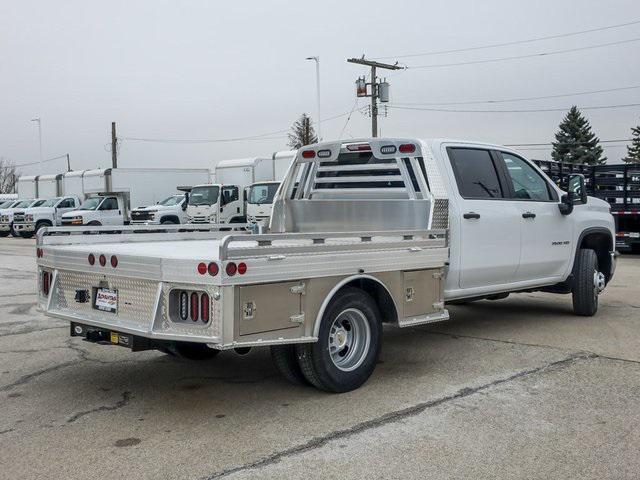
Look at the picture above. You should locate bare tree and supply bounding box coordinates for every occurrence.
[0,157,17,193]
[287,113,318,149]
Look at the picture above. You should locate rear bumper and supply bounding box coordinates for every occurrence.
[14,222,35,232]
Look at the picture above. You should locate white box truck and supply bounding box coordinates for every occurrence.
[245,151,296,226]
[17,175,39,199]
[61,168,210,227]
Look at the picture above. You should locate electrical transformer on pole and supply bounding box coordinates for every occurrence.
[347,57,401,137]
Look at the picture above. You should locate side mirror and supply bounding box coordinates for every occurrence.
[568,174,588,204]
[558,192,574,215]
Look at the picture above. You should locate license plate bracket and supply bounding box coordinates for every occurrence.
[93,288,118,313]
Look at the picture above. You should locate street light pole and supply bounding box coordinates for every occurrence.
[306,56,322,140]
[30,117,42,167]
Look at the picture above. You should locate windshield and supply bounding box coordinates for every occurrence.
[0,201,11,209]
[188,186,219,206]
[31,200,46,207]
[41,198,61,207]
[248,183,280,204]
[158,195,184,206]
[78,197,101,210]
[15,200,32,208]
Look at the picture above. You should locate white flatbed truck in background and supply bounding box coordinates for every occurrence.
[36,138,615,392]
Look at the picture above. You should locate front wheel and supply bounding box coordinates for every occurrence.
[296,287,381,393]
[572,248,603,316]
[19,231,34,239]
[0,231,8,238]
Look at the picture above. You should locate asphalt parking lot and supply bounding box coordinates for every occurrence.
[1,236,639,480]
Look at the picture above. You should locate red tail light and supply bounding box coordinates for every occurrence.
[88,253,95,266]
[110,255,118,268]
[200,293,209,322]
[99,254,106,267]
[208,262,219,276]
[42,271,50,296]
[197,262,207,275]
[226,262,237,276]
[302,150,315,159]
[399,143,416,153]
[237,262,247,275]
[190,292,199,321]
[347,143,371,152]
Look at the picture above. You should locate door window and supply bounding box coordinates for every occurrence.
[58,198,74,208]
[99,197,118,210]
[448,148,504,199]
[501,153,553,201]
[222,186,239,204]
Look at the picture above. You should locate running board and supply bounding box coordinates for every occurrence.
[398,310,449,328]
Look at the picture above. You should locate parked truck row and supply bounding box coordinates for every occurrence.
[0,150,296,237]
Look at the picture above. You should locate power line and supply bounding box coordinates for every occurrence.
[407,37,640,69]
[389,102,640,113]
[393,84,640,107]
[121,110,354,144]
[507,139,632,147]
[14,153,68,168]
[375,19,640,59]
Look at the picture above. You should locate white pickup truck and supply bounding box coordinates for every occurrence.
[1,199,46,237]
[130,194,189,225]
[36,138,615,393]
[13,196,81,238]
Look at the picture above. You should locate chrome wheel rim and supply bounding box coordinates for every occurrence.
[594,271,606,295]
[328,308,371,372]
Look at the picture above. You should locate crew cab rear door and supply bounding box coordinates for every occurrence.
[446,147,521,288]
[496,151,573,281]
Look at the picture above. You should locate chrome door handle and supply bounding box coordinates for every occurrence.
[463,212,480,219]
[522,212,536,219]
[268,255,286,261]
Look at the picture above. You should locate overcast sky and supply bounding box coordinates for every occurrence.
[2,0,640,175]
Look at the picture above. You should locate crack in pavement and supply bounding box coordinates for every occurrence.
[427,331,640,365]
[0,325,66,338]
[0,360,78,392]
[66,391,132,423]
[202,352,596,479]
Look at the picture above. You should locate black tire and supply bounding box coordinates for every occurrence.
[169,342,220,360]
[10,225,19,237]
[572,248,601,316]
[270,345,308,385]
[161,219,178,225]
[296,287,381,393]
[18,231,34,239]
[0,230,9,238]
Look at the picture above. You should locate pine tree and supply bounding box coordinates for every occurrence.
[623,121,640,163]
[551,106,606,165]
[287,113,318,149]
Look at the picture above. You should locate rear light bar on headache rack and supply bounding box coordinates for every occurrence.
[346,143,371,152]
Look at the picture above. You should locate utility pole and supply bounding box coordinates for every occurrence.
[347,57,402,137]
[111,122,118,168]
[306,56,322,140]
[30,117,42,167]
[66,154,71,171]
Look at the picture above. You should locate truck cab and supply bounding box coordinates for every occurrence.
[13,196,81,237]
[130,194,188,225]
[61,195,123,226]
[246,181,280,226]
[186,184,245,224]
